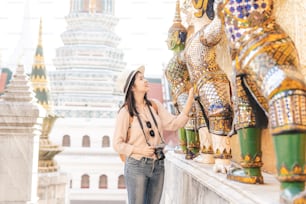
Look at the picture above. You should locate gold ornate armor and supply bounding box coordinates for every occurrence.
[165,0,200,158]
[165,55,191,108]
[183,6,233,159]
[220,0,306,201]
[177,0,234,172]
[222,0,306,134]
[165,55,201,157]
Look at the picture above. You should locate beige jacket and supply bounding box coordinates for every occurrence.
[113,99,189,160]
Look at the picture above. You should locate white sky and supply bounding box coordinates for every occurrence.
[0,0,178,77]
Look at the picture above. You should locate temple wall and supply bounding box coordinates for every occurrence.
[215,0,306,174]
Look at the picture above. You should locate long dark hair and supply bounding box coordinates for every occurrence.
[119,71,152,117]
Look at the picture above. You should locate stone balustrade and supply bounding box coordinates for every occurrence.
[162,151,281,204]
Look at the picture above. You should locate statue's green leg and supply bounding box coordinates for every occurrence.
[268,89,306,203]
[185,129,200,160]
[227,127,264,184]
[178,128,187,154]
[273,133,306,204]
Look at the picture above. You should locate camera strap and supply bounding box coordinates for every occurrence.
[135,102,165,146]
[135,114,151,146]
[147,103,165,144]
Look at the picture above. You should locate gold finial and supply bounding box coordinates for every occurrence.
[168,0,187,35]
[38,17,42,46]
[89,0,97,13]
[173,0,182,23]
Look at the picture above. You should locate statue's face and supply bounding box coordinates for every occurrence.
[184,0,217,20]
[166,30,180,50]
[166,30,187,50]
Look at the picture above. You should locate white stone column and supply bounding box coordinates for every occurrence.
[0,64,45,204]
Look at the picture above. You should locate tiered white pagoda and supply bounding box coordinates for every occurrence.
[48,1,127,203]
[49,0,125,118]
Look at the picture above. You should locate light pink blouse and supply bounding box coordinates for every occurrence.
[113,99,189,160]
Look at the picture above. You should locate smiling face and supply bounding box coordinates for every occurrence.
[132,71,149,96]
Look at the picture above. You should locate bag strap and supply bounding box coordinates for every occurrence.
[126,115,133,143]
[150,100,158,114]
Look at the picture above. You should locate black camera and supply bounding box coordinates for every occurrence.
[154,147,165,160]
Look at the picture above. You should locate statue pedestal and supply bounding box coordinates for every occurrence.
[162,151,281,204]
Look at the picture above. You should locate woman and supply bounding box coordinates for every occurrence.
[113,65,194,204]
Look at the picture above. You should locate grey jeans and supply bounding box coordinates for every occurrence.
[124,157,165,204]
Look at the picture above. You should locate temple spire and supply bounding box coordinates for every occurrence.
[30,18,50,112]
[38,17,43,46]
[168,0,186,36]
[30,18,62,173]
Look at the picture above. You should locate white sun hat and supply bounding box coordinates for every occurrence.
[117,65,145,100]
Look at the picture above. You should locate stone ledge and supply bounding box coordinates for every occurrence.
[162,151,280,204]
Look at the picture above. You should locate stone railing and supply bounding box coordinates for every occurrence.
[161,151,281,204]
